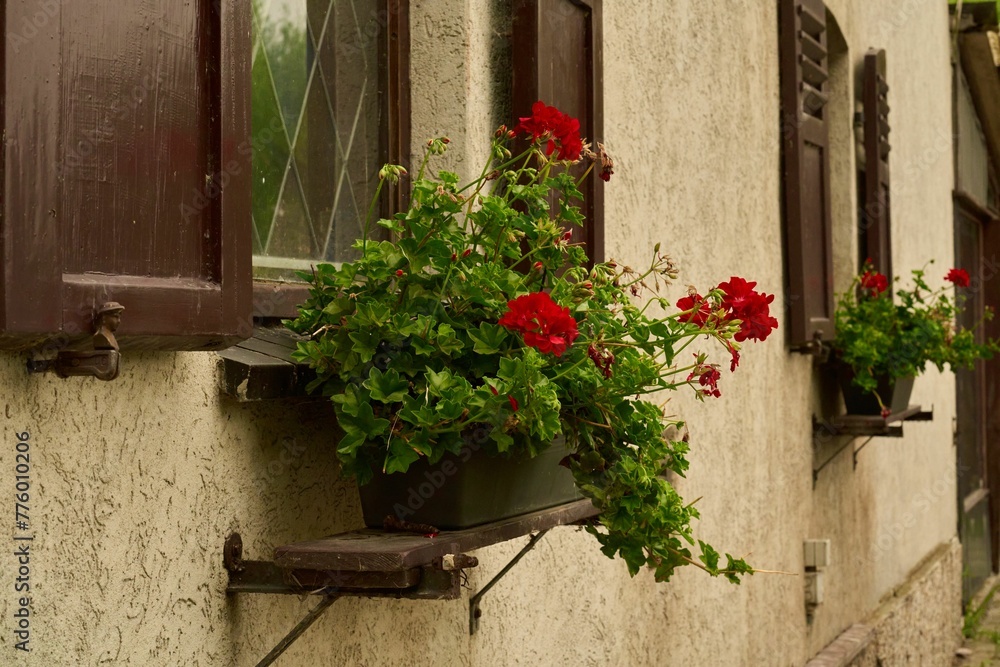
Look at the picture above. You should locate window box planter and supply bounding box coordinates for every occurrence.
[359,440,581,530]
[836,365,915,416]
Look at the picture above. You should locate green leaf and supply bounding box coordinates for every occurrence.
[434,323,464,355]
[384,438,421,474]
[348,331,379,362]
[322,297,355,319]
[425,367,457,396]
[490,429,514,453]
[364,368,410,403]
[338,403,390,439]
[698,540,720,572]
[435,399,466,421]
[468,323,509,355]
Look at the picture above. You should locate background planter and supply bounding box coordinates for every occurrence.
[358,440,583,530]
[837,366,915,416]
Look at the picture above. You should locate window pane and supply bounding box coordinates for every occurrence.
[251,0,382,280]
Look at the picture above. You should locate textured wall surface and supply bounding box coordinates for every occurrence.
[0,1,964,666]
[868,540,963,666]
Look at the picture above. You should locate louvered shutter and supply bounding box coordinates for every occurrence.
[861,48,892,280]
[511,0,604,262]
[779,0,835,348]
[1,0,252,351]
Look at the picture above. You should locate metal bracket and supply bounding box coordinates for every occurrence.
[27,301,124,381]
[795,331,828,357]
[469,529,549,635]
[254,593,340,667]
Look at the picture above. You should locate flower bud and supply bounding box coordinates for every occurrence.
[495,125,507,138]
[395,269,404,277]
[533,261,544,271]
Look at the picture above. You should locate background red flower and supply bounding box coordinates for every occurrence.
[860,270,888,295]
[945,268,971,288]
[516,101,583,161]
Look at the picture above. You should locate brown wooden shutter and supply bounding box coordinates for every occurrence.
[1,0,252,351]
[779,0,835,348]
[511,0,604,263]
[861,48,891,279]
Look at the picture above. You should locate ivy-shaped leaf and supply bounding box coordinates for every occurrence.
[364,368,410,403]
[468,323,509,355]
[384,438,421,474]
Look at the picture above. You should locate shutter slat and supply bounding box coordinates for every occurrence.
[800,56,829,90]
[802,83,829,116]
[799,2,826,36]
[799,30,827,63]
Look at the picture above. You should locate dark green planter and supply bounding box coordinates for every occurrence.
[837,367,914,416]
[358,440,583,530]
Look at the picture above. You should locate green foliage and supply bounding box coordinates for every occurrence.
[833,263,999,394]
[289,131,763,584]
[963,582,1000,644]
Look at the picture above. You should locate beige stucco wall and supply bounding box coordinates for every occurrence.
[0,1,962,665]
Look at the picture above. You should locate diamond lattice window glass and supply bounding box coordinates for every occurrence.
[251,0,382,280]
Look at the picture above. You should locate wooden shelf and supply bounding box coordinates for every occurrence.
[225,499,599,599]
[814,405,933,438]
[275,499,598,572]
[812,405,935,482]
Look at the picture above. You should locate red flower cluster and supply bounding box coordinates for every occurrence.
[516,101,583,162]
[860,270,888,296]
[945,268,970,288]
[675,278,778,344]
[498,292,580,356]
[717,277,779,343]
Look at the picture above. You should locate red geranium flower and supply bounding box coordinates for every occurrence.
[687,359,722,398]
[498,292,580,356]
[508,395,519,412]
[676,294,712,327]
[716,277,779,342]
[516,101,583,162]
[945,268,970,288]
[860,270,888,295]
[726,341,740,373]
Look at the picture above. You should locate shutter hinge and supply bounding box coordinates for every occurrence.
[796,330,828,357]
[27,302,125,381]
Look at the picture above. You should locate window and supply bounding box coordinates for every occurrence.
[250,0,410,286]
